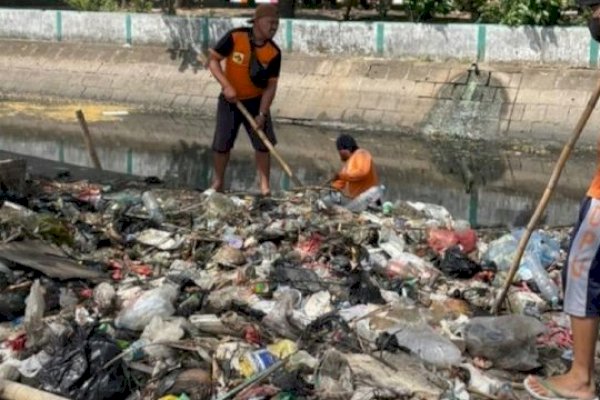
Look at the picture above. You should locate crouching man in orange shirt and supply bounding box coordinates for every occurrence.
[324,134,380,208]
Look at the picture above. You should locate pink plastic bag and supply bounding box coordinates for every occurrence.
[428,229,477,254]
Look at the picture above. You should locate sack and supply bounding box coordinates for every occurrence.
[249,35,270,89]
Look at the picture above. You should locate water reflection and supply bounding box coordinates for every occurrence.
[0,111,594,227]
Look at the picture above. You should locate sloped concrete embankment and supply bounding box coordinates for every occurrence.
[0,39,598,144]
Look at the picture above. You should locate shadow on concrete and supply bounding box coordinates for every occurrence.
[525,26,559,54]
[422,65,509,193]
[160,14,224,73]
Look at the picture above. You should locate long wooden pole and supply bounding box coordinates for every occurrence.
[236,102,303,187]
[491,76,600,315]
[75,109,103,170]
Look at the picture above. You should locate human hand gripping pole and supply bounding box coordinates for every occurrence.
[490,75,600,314]
[235,101,303,188]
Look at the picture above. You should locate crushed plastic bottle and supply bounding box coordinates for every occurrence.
[519,253,559,306]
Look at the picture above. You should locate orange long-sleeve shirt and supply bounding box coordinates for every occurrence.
[331,148,379,199]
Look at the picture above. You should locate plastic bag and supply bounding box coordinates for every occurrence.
[428,228,477,255]
[24,279,46,348]
[406,202,453,226]
[439,247,482,279]
[37,325,131,400]
[428,229,459,254]
[483,230,560,271]
[463,315,546,371]
[513,229,560,268]
[115,283,178,331]
[140,316,185,359]
[303,291,334,322]
[271,260,324,293]
[383,253,440,285]
[483,230,560,304]
[262,289,302,339]
[381,323,462,367]
[507,289,547,317]
[316,349,354,398]
[93,282,116,313]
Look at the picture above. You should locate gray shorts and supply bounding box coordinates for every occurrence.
[212,94,277,153]
[563,196,600,317]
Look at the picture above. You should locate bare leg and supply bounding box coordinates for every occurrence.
[255,151,270,195]
[526,316,598,399]
[211,151,230,192]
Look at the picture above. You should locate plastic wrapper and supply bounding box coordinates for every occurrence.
[93,282,116,312]
[115,283,178,331]
[463,315,546,371]
[24,279,46,348]
[383,252,441,285]
[381,323,462,367]
[140,316,185,359]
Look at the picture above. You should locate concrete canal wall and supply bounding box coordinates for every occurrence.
[0,9,599,143]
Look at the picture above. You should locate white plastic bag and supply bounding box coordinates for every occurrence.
[24,279,45,347]
[115,283,178,331]
[140,316,185,359]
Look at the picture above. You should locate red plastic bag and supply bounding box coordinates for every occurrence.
[428,228,477,254]
[456,229,477,254]
[428,229,459,254]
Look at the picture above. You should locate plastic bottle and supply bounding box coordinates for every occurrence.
[123,339,149,362]
[346,185,386,212]
[141,191,164,224]
[520,254,559,306]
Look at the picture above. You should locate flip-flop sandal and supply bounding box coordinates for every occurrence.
[524,376,598,400]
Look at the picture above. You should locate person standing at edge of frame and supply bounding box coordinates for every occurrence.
[524,2,600,400]
[205,4,281,196]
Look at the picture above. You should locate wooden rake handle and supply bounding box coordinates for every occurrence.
[236,102,303,188]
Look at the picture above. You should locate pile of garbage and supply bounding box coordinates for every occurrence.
[0,176,575,400]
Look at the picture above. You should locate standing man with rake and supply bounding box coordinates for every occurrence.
[524,3,600,399]
[206,4,281,196]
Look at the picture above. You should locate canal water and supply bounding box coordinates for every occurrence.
[0,101,596,227]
